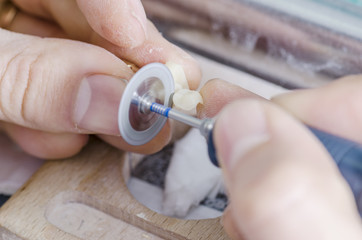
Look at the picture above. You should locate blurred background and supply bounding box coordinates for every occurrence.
[142,0,362,89]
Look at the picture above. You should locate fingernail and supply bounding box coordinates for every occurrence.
[215,100,270,173]
[73,75,127,135]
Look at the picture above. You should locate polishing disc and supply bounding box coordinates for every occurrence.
[118,63,174,145]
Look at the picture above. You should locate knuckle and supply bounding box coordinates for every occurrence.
[0,47,43,126]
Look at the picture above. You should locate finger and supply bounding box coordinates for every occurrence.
[214,99,362,240]
[76,0,147,48]
[0,29,132,135]
[94,21,202,90]
[197,79,262,119]
[12,0,201,89]
[98,120,172,155]
[12,0,52,19]
[272,76,362,143]
[3,123,88,159]
[222,206,244,240]
[13,0,146,47]
[8,12,66,38]
[12,0,90,41]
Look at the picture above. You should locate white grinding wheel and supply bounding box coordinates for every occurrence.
[118,63,174,145]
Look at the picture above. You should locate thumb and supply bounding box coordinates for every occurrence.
[214,99,362,240]
[0,29,133,135]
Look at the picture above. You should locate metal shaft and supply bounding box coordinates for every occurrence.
[137,97,218,166]
[147,101,214,139]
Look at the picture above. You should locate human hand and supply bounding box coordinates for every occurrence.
[211,76,362,239]
[0,0,201,159]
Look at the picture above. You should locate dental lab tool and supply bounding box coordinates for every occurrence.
[118,63,362,214]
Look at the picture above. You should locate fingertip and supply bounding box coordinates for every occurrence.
[99,119,172,154]
[77,0,147,48]
[43,134,89,159]
[108,21,202,88]
[4,124,89,159]
[197,79,259,118]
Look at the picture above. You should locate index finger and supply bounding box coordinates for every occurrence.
[13,0,146,48]
[272,76,362,144]
[12,0,201,89]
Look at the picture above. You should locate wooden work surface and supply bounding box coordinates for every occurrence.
[0,138,229,240]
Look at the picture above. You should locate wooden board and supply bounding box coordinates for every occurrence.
[0,137,229,240]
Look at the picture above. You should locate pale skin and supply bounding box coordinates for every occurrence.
[203,77,362,239]
[1,1,361,239]
[1,0,201,158]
